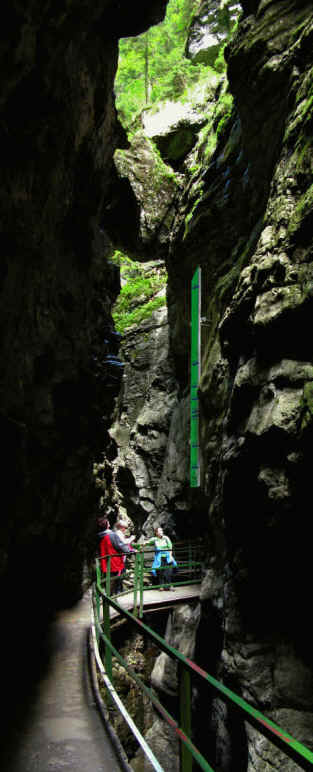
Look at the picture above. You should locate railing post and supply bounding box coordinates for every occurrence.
[133,550,140,617]
[103,556,112,682]
[179,663,192,772]
[95,560,101,644]
[139,548,145,618]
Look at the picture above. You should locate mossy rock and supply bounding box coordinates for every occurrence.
[300,381,313,431]
[288,183,313,244]
[155,122,204,167]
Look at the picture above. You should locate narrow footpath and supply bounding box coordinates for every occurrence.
[2,591,124,772]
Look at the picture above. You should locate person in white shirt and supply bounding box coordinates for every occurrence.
[114,519,136,545]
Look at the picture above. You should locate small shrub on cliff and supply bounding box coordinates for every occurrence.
[112,251,167,332]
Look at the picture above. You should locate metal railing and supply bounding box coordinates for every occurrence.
[92,546,313,772]
[96,541,203,618]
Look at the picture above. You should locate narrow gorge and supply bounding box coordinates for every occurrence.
[0,0,312,769]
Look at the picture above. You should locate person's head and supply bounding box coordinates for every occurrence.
[98,517,110,531]
[154,525,163,538]
[116,519,128,531]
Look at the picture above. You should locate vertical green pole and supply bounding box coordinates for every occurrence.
[95,560,101,643]
[94,584,100,646]
[139,549,145,618]
[106,556,111,597]
[103,598,112,683]
[190,266,201,488]
[179,664,192,772]
[133,550,139,617]
[104,556,112,682]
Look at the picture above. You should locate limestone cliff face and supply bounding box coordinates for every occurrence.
[2,0,313,766]
[110,0,313,767]
[186,0,241,66]
[165,0,313,767]
[0,0,168,610]
[109,282,181,535]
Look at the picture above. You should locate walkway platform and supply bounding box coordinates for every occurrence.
[109,584,201,620]
[1,591,125,772]
[0,585,201,771]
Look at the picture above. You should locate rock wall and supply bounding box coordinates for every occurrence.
[186,0,241,66]
[110,0,313,767]
[165,0,313,767]
[109,284,180,535]
[1,0,313,767]
[0,0,168,610]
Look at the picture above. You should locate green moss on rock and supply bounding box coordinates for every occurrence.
[300,381,313,431]
[112,251,167,332]
[162,126,195,162]
[288,182,313,238]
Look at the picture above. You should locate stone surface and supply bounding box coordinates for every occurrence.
[0,592,122,772]
[130,603,200,771]
[2,0,313,769]
[109,288,178,532]
[143,0,313,768]
[186,1,241,66]
[151,603,201,695]
[112,131,183,258]
[0,0,169,704]
[110,2,313,762]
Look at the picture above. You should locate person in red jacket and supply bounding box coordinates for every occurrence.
[98,517,135,594]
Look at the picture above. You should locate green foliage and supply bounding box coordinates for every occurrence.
[288,182,313,238]
[214,42,228,73]
[114,296,166,332]
[115,0,212,128]
[216,111,232,141]
[183,190,204,239]
[112,251,167,332]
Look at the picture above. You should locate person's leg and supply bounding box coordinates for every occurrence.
[110,572,119,595]
[157,567,165,589]
[164,564,173,589]
[114,576,123,594]
[115,567,126,594]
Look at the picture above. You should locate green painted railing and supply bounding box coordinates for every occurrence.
[96,541,204,619]
[92,548,313,772]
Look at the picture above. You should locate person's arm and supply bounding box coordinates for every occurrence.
[115,528,134,545]
[166,536,173,561]
[110,531,134,554]
[125,535,136,544]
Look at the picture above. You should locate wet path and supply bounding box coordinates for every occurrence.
[1,591,123,772]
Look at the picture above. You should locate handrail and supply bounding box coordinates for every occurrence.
[93,580,213,772]
[96,540,204,619]
[92,549,313,771]
[90,606,164,772]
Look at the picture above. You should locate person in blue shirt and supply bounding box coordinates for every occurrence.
[144,526,177,590]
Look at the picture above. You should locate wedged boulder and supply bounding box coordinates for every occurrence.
[143,96,210,169]
[113,132,183,257]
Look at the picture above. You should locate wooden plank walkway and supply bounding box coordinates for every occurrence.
[109,584,201,620]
